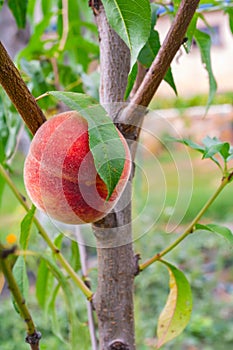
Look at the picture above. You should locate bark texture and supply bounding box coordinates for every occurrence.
[0,41,46,135]
[96,4,130,118]
[93,4,136,350]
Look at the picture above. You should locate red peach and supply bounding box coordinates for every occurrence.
[24,111,131,224]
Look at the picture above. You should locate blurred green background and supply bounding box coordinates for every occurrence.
[0,0,233,348]
[1,132,233,349]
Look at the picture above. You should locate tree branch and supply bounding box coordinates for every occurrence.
[118,0,200,129]
[0,163,93,300]
[0,41,46,135]
[132,0,200,108]
[0,245,41,350]
[140,175,230,271]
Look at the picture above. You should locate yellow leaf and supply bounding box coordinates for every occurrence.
[157,261,192,348]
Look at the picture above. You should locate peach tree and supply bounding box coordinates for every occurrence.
[0,1,233,349]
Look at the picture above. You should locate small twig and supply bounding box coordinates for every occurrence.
[0,244,41,350]
[140,176,229,271]
[0,245,17,259]
[50,57,60,90]
[58,0,69,53]
[0,163,93,300]
[35,92,50,101]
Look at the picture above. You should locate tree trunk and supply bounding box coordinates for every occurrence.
[92,4,136,350]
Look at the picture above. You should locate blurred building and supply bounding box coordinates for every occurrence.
[155,9,233,98]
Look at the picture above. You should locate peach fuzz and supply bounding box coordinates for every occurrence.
[24,111,131,224]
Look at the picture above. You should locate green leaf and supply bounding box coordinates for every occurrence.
[202,136,230,160]
[0,0,4,10]
[124,62,138,100]
[157,261,192,349]
[0,87,22,161]
[48,91,127,199]
[169,136,231,169]
[173,0,181,12]
[41,0,52,17]
[164,68,177,96]
[194,29,217,112]
[54,233,64,250]
[227,8,233,35]
[202,135,220,148]
[138,9,177,95]
[101,0,151,68]
[36,259,54,310]
[48,283,67,343]
[195,223,233,246]
[20,59,54,109]
[13,256,29,312]
[17,10,54,62]
[20,205,36,250]
[168,137,205,153]
[138,30,160,67]
[42,255,68,281]
[70,241,81,272]
[49,91,98,109]
[203,143,230,160]
[8,0,28,28]
[185,14,198,53]
[42,254,90,348]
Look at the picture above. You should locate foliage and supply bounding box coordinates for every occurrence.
[1,0,233,349]
[156,261,192,348]
[1,150,233,349]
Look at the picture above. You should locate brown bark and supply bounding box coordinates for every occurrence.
[93,1,200,349]
[0,41,46,135]
[93,4,135,350]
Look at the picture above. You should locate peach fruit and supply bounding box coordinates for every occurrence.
[24,111,131,224]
